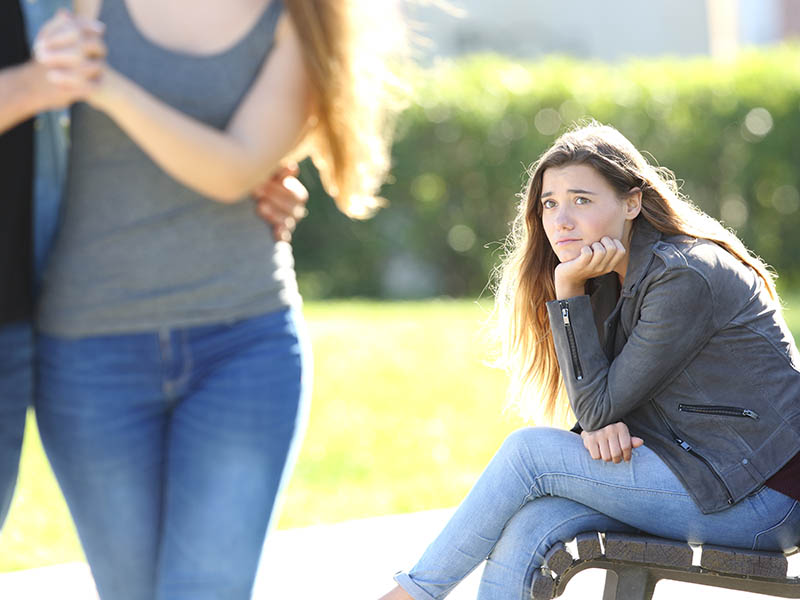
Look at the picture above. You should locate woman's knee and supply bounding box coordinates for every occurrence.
[481,497,583,598]
[497,426,575,463]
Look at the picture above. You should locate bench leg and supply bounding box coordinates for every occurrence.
[601,566,657,600]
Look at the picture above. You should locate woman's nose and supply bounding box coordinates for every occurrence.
[553,206,573,229]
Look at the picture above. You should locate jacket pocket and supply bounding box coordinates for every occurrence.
[558,300,584,381]
[652,400,735,505]
[678,404,759,420]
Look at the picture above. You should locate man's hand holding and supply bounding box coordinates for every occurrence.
[252,164,309,242]
[32,9,106,105]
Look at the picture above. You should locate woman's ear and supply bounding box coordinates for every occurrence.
[625,187,642,220]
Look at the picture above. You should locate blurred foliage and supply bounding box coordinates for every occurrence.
[292,44,800,298]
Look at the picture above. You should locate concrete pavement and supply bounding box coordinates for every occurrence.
[0,509,791,599]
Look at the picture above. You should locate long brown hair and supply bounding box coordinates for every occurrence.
[494,122,778,425]
[283,0,405,218]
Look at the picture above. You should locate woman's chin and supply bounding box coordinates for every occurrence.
[556,249,579,263]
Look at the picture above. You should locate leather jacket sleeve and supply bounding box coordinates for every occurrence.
[547,266,717,431]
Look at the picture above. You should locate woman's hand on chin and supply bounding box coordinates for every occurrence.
[554,236,626,299]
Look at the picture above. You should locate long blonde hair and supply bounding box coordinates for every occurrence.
[284,0,404,218]
[494,123,778,425]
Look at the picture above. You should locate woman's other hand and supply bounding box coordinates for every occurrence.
[554,236,626,299]
[252,164,309,242]
[581,421,643,463]
[33,9,106,100]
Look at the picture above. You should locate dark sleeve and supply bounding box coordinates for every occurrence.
[0,1,35,325]
[547,267,716,431]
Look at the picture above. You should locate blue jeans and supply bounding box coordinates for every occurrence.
[0,321,34,528]
[35,308,311,600]
[396,427,800,600]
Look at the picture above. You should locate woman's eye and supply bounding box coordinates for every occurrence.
[542,199,556,209]
[575,196,591,205]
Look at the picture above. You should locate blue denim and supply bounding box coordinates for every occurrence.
[21,0,70,291]
[0,0,70,533]
[30,106,68,291]
[35,307,311,600]
[396,427,800,600]
[0,321,34,527]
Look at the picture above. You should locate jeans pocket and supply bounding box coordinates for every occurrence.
[753,500,800,551]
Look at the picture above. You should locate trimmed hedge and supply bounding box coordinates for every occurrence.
[292,45,800,298]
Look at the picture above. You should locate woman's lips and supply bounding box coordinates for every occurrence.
[555,238,581,246]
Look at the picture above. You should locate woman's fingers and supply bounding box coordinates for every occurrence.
[606,237,626,270]
[590,237,622,270]
[37,46,84,69]
[617,424,633,462]
[38,34,106,64]
[81,36,108,60]
[582,422,643,463]
[34,10,76,49]
[75,16,106,36]
[606,433,623,463]
[580,237,626,276]
[82,58,106,81]
[35,11,106,68]
[581,431,601,460]
[598,437,613,462]
[38,27,82,53]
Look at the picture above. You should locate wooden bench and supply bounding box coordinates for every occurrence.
[531,532,800,599]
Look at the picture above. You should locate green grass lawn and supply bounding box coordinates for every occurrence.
[1,295,799,572]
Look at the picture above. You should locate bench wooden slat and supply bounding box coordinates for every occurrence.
[644,538,693,568]
[544,541,574,576]
[701,545,788,578]
[542,532,799,600]
[604,533,693,568]
[605,533,646,562]
[575,531,603,561]
[531,569,555,600]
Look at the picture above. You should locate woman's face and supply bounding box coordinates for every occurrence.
[539,163,639,263]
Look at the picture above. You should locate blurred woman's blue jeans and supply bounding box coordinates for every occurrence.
[0,321,33,528]
[396,427,800,600]
[35,307,311,600]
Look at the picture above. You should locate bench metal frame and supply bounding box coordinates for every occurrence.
[532,532,800,600]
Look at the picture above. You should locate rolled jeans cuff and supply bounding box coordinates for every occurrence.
[394,572,439,600]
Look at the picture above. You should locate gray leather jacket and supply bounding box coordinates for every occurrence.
[547,219,800,514]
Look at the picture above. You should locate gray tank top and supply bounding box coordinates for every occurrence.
[37,0,300,337]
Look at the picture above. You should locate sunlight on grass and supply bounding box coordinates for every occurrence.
[0,412,84,570]
[277,299,523,528]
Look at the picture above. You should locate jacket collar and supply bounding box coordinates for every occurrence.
[620,218,662,298]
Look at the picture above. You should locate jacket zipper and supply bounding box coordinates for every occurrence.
[678,404,759,420]
[559,300,584,381]
[651,401,735,505]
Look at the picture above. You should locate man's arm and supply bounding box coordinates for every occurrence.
[0,9,105,135]
[0,61,54,134]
